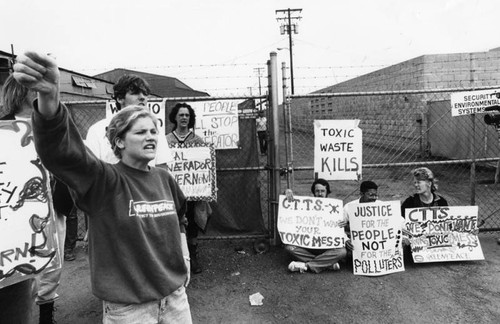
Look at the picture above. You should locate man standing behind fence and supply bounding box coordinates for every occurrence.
[256,110,267,155]
[85,74,171,165]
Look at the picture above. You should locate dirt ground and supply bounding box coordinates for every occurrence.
[32,233,500,324]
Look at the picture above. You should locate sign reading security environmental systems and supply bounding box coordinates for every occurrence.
[450,89,500,117]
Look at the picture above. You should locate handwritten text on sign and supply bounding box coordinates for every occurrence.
[348,201,405,276]
[405,206,484,263]
[0,120,61,288]
[107,100,166,135]
[166,143,217,201]
[277,195,345,249]
[314,120,362,180]
[188,100,240,150]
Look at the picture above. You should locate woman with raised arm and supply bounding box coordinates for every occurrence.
[14,51,192,323]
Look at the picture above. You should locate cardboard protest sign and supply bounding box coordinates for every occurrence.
[106,100,166,135]
[314,120,362,180]
[166,142,217,201]
[348,201,405,276]
[450,89,500,117]
[277,195,345,249]
[187,100,240,149]
[404,206,484,263]
[0,120,61,289]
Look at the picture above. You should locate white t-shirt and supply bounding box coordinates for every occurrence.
[85,117,172,165]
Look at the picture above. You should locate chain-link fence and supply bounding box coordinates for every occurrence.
[64,98,271,241]
[280,88,500,233]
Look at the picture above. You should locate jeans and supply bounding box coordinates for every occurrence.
[36,213,66,305]
[103,286,192,324]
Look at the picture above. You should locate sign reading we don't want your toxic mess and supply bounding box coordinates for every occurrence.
[277,195,346,249]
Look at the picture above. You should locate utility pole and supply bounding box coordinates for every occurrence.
[254,67,265,111]
[275,8,302,94]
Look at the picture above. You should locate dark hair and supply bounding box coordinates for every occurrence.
[113,74,151,110]
[107,105,158,159]
[1,75,34,119]
[360,181,378,193]
[310,178,331,196]
[168,103,196,130]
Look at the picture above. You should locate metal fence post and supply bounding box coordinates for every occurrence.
[268,52,280,246]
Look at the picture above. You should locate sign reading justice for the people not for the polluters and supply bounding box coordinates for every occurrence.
[314,120,362,180]
[450,89,500,117]
[187,100,240,150]
[0,120,61,289]
[348,201,405,276]
[277,195,346,249]
[404,206,484,263]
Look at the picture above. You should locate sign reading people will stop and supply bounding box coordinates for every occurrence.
[314,120,362,180]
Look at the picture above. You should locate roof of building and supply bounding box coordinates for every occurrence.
[94,68,210,98]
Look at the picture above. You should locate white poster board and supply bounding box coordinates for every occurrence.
[187,100,240,150]
[450,89,500,116]
[314,120,362,180]
[106,100,166,135]
[404,206,484,262]
[348,201,405,276]
[277,195,345,249]
[165,143,217,201]
[0,120,61,288]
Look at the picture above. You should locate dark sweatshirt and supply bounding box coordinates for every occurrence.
[32,102,187,304]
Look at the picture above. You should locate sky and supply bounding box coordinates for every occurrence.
[2,0,500,97]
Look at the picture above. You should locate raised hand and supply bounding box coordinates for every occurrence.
[13,51,59,94]
[13,51,60,117]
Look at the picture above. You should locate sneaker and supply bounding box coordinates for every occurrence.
[288,261,308,273]
[332,263,340,271]
[64,250,76,261]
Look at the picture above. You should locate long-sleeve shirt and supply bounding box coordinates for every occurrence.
[32,102,187,304]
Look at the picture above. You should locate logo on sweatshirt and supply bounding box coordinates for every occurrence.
[129,200,176,218]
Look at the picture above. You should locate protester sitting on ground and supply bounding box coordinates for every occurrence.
[401,167,448,217]
[400,167,448,262]
[166,103,212,274]
[14,51,193,323]
[0,74,73,324]
[284,179,348,273]
[343,180,380,257]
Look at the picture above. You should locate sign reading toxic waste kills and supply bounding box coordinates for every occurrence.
[106,100,167,136]
[166,142,217,201]
[277,195,346,249]
[314,120,362,180]
[348,201,405,276]
[188,100,240,150]
[450,89,500,117]
[0,120,61,289]
[404,206,484,263]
